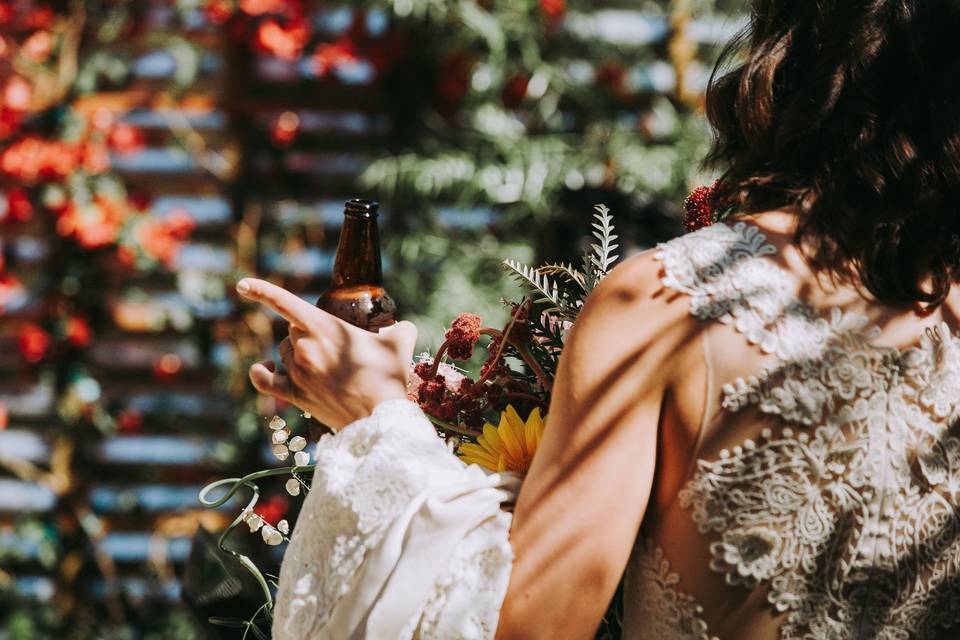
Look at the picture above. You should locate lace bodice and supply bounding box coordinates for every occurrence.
[627,222,960,640]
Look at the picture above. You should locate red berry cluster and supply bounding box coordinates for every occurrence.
[683,182,719,232]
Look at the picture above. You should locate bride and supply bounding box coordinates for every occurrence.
[236,1,960,638]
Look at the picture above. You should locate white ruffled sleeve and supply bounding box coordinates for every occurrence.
[271,399,520,640]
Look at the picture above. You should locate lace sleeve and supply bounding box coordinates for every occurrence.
[272,399,520,640]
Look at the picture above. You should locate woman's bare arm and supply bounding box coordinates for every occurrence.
[497,252,696,639]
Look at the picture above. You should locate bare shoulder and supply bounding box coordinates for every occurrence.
[561,249,699,395]
[576,249,690,330]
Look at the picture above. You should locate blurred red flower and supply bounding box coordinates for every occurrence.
[436,51,473,113]
[3,187,33,223]
[254,494,289,525]
[81,142,111,174]
[311,37,357,76]
[0,272,25,312]
[256,17,310,61]
[21,30,53,63]
[132,208,195,267]
[203,0,235,24]
[502,73,529,109]
[117,408,143,433]
[540,0,565,27]
[0,136,79,183]
[24,6,54,29]
[0,107,20,139]
[107,123,145,154]
[239,0,287,16]
[65,316,92,348]
[56,198,127,249]
[3,76,32,111]
[269,110,300,146]
[596,62,628,98]
[152,353,182,381]
[18,322,50,363]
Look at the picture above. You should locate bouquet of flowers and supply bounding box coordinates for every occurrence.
[193,195,714,638]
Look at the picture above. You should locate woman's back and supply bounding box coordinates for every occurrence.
[625,211,960,640]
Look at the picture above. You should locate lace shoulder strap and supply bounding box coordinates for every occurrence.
[657,221,829,360]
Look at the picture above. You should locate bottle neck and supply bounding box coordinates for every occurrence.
[330,212,384,287]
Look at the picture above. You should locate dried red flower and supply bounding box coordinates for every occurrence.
[683,182,718,232]
[444,312,482,360]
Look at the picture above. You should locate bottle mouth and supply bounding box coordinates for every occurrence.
[345,198,379,217]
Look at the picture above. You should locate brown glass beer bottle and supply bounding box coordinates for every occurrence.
[316,199,397,331]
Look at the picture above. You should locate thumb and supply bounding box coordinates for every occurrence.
[249,360,297,404]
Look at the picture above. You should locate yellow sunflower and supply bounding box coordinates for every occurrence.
[459,405,545,474]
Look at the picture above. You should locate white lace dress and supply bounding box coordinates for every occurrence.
[272,222,960,640]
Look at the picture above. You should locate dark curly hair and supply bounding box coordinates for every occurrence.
[706,0,960,309]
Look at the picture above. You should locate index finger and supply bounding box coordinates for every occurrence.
[236,278,320,328]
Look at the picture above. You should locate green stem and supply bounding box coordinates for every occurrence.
[426,415,482,439]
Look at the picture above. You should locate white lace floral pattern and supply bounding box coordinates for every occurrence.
[272,400,515,640]
[658,223,960,639]
[625,540,718,640]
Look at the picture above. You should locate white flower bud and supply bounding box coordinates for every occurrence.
[285,478,301,496]
[245,513,264,532]
[272,444,290,461]
[277,519,290,535]
[302,412,311,419]
[294,451,310,467]
[261,525,283,545]
[269,416,286,430]
[272,429,290,445]
[288,436,307,452]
